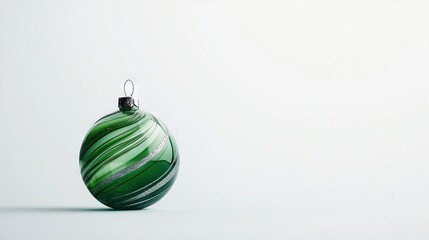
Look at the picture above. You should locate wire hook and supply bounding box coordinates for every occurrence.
[124,79,134,97]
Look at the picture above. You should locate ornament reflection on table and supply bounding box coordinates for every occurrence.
[79,80,179,210]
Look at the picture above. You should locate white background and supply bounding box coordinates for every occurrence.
[1,0,429,239]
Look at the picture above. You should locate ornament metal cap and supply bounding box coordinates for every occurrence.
[118,79,139,111]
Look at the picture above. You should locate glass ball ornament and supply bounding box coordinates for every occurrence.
[79,80,179,210]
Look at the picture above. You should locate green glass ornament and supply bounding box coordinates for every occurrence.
[79,80,179,210]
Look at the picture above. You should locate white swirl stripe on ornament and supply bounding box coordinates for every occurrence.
[120,162,179,206]
[83,122,158,182]
[109,157,177,201]
[92,134,170,191]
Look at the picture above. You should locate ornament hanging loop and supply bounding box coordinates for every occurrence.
[124,79,134,97]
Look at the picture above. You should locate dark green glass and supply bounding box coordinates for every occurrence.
[79,98,179,210]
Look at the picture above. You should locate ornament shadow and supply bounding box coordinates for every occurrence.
[0,206,149,213]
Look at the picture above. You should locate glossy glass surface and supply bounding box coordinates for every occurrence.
[79,108,179,209]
